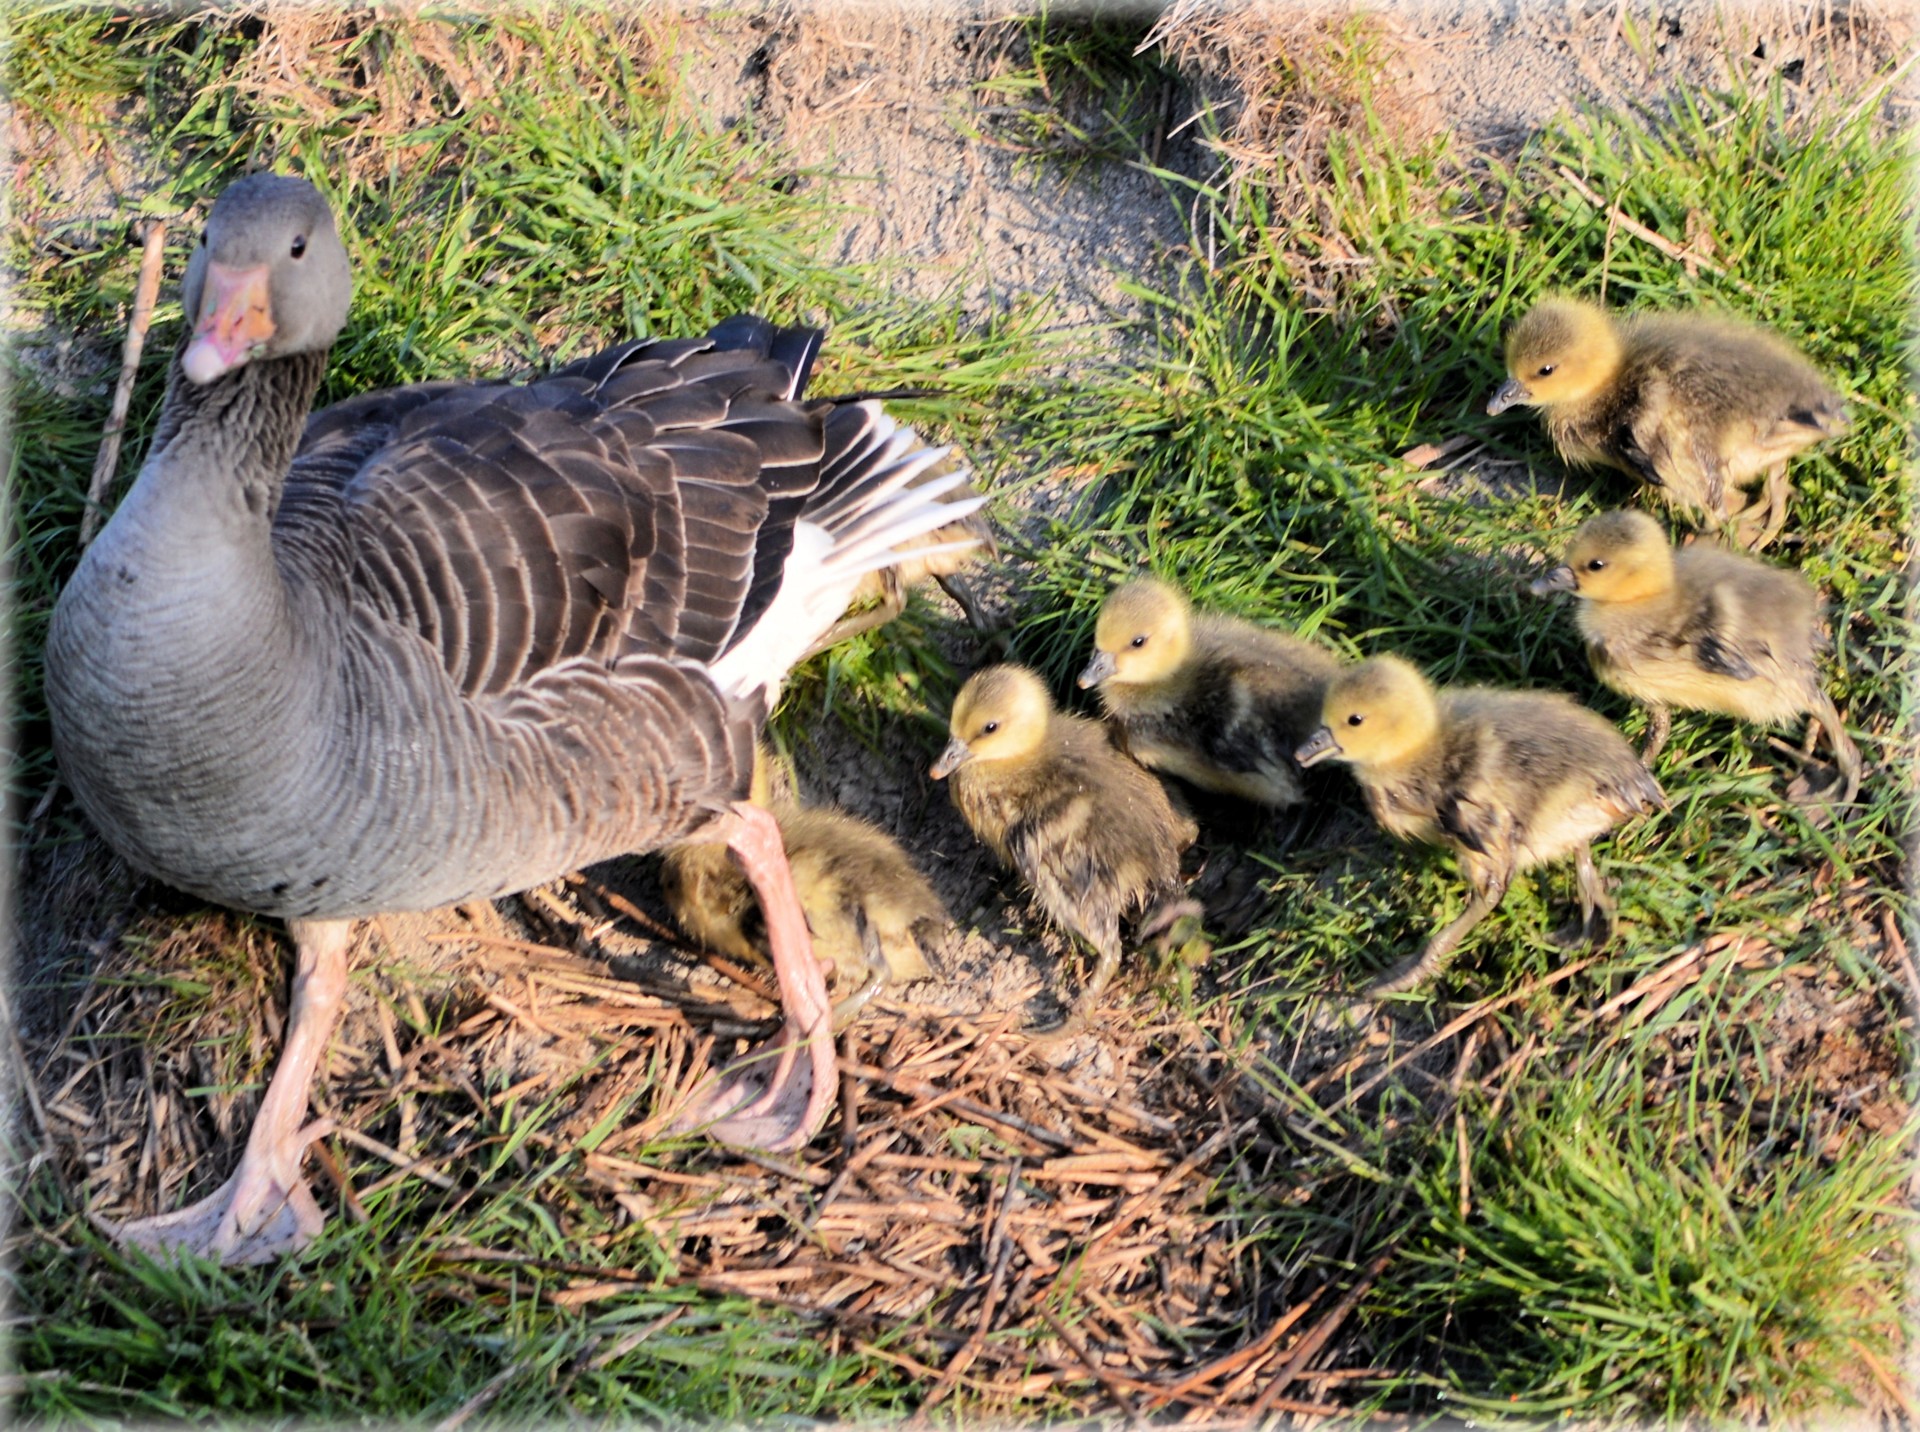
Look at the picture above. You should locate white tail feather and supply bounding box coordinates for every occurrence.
[708,447,984,704]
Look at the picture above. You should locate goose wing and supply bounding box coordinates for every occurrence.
[274,318,833,701]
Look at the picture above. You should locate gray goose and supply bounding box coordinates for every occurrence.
[45,173,983,1263]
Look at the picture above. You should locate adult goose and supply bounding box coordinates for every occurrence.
[45,173,983,1263]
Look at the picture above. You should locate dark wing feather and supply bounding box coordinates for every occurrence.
[1688,588,1762,680]
[275,317,836,701]
[1436,790,1497,856]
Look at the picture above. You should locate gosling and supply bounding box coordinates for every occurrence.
[1487,295,1847,548]
[662,753,949,1029]
[1531,507,1861,807]
[931,664,1198,1031]
[1077,576,1339,809]
[1297,655,1664,997]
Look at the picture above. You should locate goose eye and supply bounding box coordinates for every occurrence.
[982,720,1000,735]
[1586,558,1607,572]
[1537,363,1556,377]
[290,234,308,259]
[1129,635,1147,648]
[1346,713,1364,727]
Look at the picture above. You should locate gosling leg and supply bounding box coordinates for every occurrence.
[1365,883,1504,999]
[1640,704,1674,765]
[800,577,908,660]
[828,910,889,1033]
[1746,463,1792,550]
[1803,688,1863,806]
[1573,845,1615,945]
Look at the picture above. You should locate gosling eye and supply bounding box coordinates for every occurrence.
[1129,635,1147,649]
[290,234,308,259]
[198,229,208,247]
[1346,713,1365,727]
[1536,363,1556,377]
[1586,558,1607,572]
[981,720,1000,735]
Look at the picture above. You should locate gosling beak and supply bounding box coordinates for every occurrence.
[1294,726,1340,767]
[183,260,276,385]
[928,738,972,780]
[1076,649,1117,689]
[1484,376,1530,416]
[1528,564,1578,597]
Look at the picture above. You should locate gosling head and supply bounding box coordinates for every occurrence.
[1528,508,1677,605]
[1486,296,1622,416]
[930,664,1053,779]
[1078,577,1193,689]
[180,173,352,385]
[1295,655,1440,772]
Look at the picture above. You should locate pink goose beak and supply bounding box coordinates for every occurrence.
[183,261,276,384]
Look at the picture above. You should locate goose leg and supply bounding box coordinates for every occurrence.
[671,802,835,1152]
[108,917,351,1265]
[1366,881,1504,999]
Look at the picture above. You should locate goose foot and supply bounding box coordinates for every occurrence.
[672,803,835,1152]
[105,1118,333,1265]
[105,917,352,1265]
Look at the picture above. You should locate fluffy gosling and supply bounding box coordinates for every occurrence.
[931,664,1197,1031]
[1297,655,1664,997]
[1487,295,1847,548]
[662,753,949,1029]
[1531,507,1861,807]
[1077,576,1339,809]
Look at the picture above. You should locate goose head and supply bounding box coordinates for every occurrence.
[930,664,1053,778]
[180,174,352,385]
[1296,655,1440,772]
[1079,576,1193,688]
[1487,296,1623,415]
[1530,508,1677,604]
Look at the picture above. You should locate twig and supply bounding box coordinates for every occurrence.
[430,1357,530,1432]
[1327,958,1596,1115]
[1554,166,1757,296]
[1249,1247,1394,1416]
[1142,1285,1323,1409]
[82,219,168,545]
[329,1122,459,1190]
[1039,1307,1146,1427]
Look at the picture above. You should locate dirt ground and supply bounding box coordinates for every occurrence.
[10,1,1913,1416]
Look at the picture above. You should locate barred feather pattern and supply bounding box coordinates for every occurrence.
[47,315,975,921]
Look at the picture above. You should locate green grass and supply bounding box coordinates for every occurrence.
[7,4,1913,1425]
[993,37,1914,1426]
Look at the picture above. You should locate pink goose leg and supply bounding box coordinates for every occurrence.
[671,801,836,1151]
[108,917,351,1265]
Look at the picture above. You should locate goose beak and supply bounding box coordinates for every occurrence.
[1485,377,1530,416]
[1529,564,1578,597]
[184,261,276,385]
[928,738,972,780]
[1294,726,1340,767]
[1076,649,1117,689]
